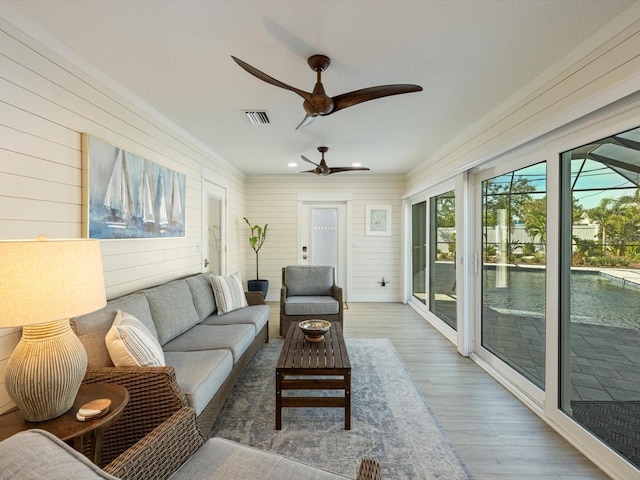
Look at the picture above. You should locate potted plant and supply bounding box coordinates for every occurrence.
[244,217,269,298]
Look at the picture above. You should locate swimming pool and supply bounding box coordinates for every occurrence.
[482,266,640,330]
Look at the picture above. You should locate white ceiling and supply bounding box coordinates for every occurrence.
[4,0,637,176]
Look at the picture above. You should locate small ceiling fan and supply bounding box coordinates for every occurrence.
[231,54,422,129]
[300,147,370,176]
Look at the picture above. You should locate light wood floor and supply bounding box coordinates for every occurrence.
[268,302,611,480]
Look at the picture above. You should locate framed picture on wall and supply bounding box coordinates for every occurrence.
[81,133,186,239]
[366,205,391,236]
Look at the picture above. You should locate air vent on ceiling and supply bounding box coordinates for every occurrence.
[245,111,270,125]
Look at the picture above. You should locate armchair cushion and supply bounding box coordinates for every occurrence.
[284,296,340,316]
[284,266,334,296]
[169,437,348,480]
[0,430,120,480]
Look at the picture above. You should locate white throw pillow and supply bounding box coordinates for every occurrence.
[106,310,165,367]
[209,272,248,315]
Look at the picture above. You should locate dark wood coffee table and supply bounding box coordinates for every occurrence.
[276,321,351,430]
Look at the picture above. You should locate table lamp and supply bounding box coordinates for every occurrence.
[0,237,106,422]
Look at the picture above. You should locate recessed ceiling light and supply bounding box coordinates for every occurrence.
[288,162,297,167]
[352,162,362,167]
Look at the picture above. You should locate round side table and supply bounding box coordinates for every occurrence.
[0,383,129,465]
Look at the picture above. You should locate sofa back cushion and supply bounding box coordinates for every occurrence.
[185,273,216,320]
[71,293,155,368]
[284,266,334,296]
[144,279,201,345]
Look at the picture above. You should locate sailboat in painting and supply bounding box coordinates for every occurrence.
[155,173,169,233]
[169,170,183,226]
[103,148,133,229]
[136,165,155,230]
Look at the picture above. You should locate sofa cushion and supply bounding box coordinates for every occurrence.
[168,437,348,480]
[162,324,255,364]
[164,350,233,415]
[209,272,248,314]
[106,310,165,367]
[71,293,155,368]
[185,273,216,320]
[285,266,334,296]
[144,280,201,345]
[284,296,340,316]
[0,430,120,480]
[201,304,269,335]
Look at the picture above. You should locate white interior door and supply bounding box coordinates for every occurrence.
[300,203,347,294]
[201,179,226,274]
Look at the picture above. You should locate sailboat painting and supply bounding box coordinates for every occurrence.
[82,134,186,239]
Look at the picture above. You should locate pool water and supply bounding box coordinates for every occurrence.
[483,267,640,330]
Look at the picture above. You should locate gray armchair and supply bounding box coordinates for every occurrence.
[280,265,344,336]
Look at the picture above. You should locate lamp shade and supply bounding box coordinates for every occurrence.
[0,238,106,327]
[0,238,106,421]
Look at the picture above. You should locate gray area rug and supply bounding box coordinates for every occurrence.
[210,338,472,479]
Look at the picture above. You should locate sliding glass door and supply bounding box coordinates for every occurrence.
[410,186,457,332]
[559,125,640,469]
[430,191,457,330]
[412,201,426,303]
[480,162,547,389]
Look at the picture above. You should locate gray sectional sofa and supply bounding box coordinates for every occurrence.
[70,272,269,465]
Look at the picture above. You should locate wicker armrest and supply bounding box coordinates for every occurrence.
[356,457,382,480]
[332,284,343,305]
[245,290,266,305]
[104,407,204,480]
[83,366,188,467]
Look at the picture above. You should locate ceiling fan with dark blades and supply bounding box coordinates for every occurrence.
[231,54,422,129]
[300,146,370,176]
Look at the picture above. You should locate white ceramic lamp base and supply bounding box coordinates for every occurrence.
[5,319,88,422]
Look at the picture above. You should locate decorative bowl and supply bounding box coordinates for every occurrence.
[299,320,331,342]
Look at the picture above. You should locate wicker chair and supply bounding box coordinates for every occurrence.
[280,265,344,336]
[104,407,381,480]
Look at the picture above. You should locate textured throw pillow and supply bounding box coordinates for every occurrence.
[209,272,248,315]
[105,310,165,367]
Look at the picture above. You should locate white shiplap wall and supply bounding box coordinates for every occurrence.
[244,174,405,302]
[0,15,247,413]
